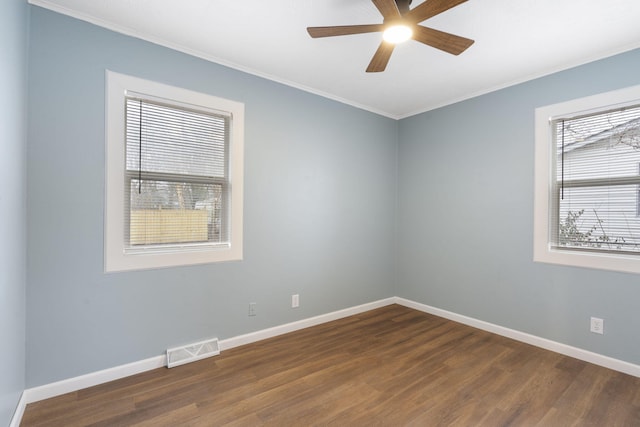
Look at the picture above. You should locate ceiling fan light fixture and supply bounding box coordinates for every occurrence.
[306,0,474,72]
[382,24,412,44]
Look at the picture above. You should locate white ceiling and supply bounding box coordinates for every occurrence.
[30,0,640,119]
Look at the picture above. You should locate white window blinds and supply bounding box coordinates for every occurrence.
[552,105,640,253]
[124,96,230,249]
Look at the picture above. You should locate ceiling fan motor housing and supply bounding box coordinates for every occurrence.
[396,0,412,15]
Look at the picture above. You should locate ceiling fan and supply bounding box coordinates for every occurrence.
[307,0,474,73]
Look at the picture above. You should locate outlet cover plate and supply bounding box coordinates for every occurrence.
[590,317,604,334]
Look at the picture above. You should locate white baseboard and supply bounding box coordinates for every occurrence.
[395,297,640,378]
[23,355,166,404]
[219,297,396,351]
[15,295,639,425]
[22,297,395,406]
[9,392,27,427]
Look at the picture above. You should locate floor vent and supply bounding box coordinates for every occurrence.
[166,338,220,368]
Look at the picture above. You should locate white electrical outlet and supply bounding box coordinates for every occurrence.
[590,317,604,334]
[248,302,257,316]
[292,294,299,308]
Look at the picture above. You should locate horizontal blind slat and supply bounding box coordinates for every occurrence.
[125,98,228,178]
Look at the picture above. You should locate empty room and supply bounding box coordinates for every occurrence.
[2,0,640,425]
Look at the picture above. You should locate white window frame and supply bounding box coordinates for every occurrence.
[534,84,640,274]
[105,70,244,272]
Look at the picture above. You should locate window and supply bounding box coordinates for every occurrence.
[105,71,243,272]
[534,84,640,273]
[636,163,640,218]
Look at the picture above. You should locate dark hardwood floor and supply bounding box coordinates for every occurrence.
[21,304,640,426]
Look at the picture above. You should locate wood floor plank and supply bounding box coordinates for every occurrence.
[129,403,199,427]
[21,304,640,426]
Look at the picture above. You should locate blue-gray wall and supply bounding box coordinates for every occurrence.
[397,48,640,365]
[24,4,640,394]
[26,7,397,387]
[0,0,28,424]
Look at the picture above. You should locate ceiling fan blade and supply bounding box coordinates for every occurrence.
[307,24,384,38]
[366,41,395,72]
[405,0,468,23]
[372,0,401,20]
[412,25,474,55]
